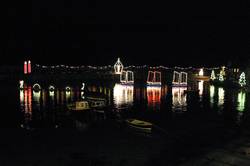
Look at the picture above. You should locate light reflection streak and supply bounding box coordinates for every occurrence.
[65,90,71,103]
[209,85,215,106]
[218,87,224,108]
[33,90,41,110]
[172,87,187,112]
[198,81,204,96]
[147,86,161,109]
[113,84,134,108]
[81,91,85,99]
[20,87,32,128]
[237,91,246,112]
[49,91,55,97]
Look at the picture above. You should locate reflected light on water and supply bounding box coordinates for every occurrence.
[81,91,85,99]
[20,87,32,123]
[147,86,161,109]
[218,87,225,108]
[198,81,204,96]
[33,90,41,110]
[210,85,215,105]
[172,87,187,112]
[113,84,134,108]
[33,90,41,103]
[49,91,55,97]
[66,90,71,103]
[237,91,246,112]
[20,90,24,105]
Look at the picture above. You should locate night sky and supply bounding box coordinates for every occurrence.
[1,1,249,66]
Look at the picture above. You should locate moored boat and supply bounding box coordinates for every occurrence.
[125,119,153,133]
[67,101,91,111]
[86,96,107,109]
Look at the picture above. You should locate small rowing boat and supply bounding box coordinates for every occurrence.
[125,119,153,133]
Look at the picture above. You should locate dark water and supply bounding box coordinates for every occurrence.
[2,81,247,130]
[0,81,249,165]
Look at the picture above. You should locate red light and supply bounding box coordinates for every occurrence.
[24,61,27,74]
[28,60,31,74]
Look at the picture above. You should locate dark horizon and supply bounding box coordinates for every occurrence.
[1,1,249,66]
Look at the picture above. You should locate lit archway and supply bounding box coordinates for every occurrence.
[33,83,41,91]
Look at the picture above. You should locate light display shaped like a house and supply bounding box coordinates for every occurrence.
[114,58,124,74]
[147,71,161,86]
[172,71,188,87]
[120,70,134,85]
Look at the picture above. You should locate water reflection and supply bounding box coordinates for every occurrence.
[18,82,249,129]
[147,86,161,110]
[33,90,41,110]
[210,85,215,106]
[172,87,187,112]
[20,87,32,129]
[237,91,246,112]
[20,90,24,105]
[65,90,71,103]
[218,87,225,109]
[81,91,85,99]
[236,91,246,124]
[113,84,134,108]
[198,81,204,96]
[49,91,55,97]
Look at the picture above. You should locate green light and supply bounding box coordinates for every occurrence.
[237,91,246,112]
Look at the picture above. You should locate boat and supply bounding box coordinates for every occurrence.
[86,96,107,109]
[125,119,153,133]
[67,101,91,111]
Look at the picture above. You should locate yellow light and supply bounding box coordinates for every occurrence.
[66,90,71,103]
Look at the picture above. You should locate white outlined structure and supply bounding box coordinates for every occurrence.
[172,71,188,87]
[120,70,134,85]
[147,71,161,86]
[114,57,124,74]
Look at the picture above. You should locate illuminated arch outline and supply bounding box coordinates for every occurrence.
[33,83,41,90]
[65,86,71,91]
[49,85,55,91]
